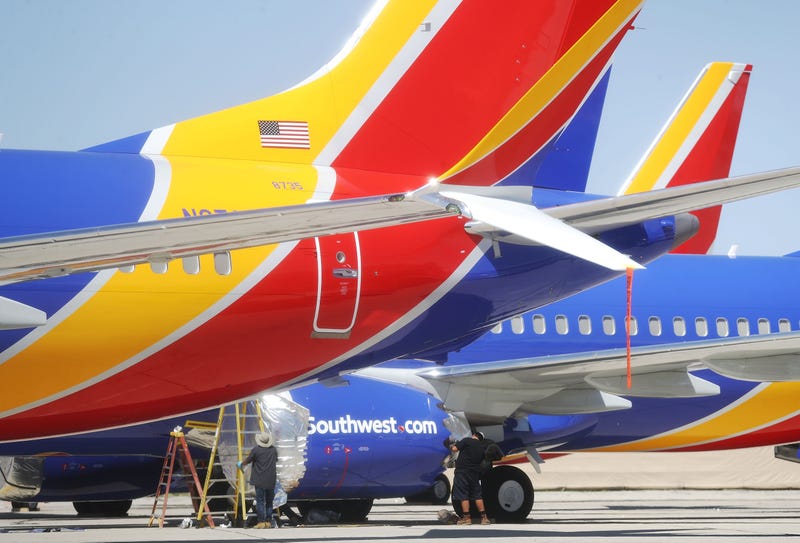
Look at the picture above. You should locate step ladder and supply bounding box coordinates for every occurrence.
[195,401,266,527]
[148,428,215,528]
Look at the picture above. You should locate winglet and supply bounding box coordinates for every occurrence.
[617,62,751,253]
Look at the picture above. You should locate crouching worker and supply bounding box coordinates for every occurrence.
[238,430,278,529]
[450,429,491,525]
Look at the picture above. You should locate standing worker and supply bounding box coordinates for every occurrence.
[450,429,491,525]
[237,430,278,529]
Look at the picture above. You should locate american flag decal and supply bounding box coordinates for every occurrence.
[258,120,310,149]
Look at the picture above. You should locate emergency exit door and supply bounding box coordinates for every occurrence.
[313,232,361,337]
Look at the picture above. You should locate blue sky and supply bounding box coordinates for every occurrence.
[1,1,797,255]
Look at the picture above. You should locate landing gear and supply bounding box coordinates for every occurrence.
[452,465,534,523]
[296,498,373,522]
[73,499,133,517]
[405,474,451,505]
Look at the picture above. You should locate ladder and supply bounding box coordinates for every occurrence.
[148,429,215,528]
[195,401,266,527]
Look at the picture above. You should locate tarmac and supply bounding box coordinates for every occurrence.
[1,489,800,543]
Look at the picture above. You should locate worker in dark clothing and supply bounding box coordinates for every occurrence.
[450,430,491,525]
[238,430,278,529]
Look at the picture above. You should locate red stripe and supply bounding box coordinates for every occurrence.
[443,22,629,186]
[670,68,751,254]
[672,412,800,452]
[0,218,477,440]
[332,0,616,179]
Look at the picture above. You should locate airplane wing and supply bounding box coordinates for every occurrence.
[2,165,800,285]
[400,331,800,421]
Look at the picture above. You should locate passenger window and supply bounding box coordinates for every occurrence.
[532,314,546,335]
[490,322,503,334]
[779,319,791,333]
[602,315,616,335]
[555,315,569,335]
[648,316,662,336]
[578,315,591,335]
[758,318,771,335]
[695,317,708,337]
[716,317,729,337]
[737,317,750,336]
[628,315,638,336]
[673,316,686,337]
[511,315,524,334]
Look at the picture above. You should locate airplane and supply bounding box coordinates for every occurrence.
[0,59,618,519]
[3,57,794,523]
[8,0,800,442]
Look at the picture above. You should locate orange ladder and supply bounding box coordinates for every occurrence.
[148,428,215,528]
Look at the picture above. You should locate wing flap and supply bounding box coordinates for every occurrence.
[418,331,800,418]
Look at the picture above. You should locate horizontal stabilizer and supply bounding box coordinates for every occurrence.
[438,190,643,271]
[550,166,800,233]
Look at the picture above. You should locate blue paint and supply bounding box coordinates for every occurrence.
[0,149,156,351]
[499,68,610,192]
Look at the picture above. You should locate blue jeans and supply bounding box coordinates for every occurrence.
[254,486,275,524]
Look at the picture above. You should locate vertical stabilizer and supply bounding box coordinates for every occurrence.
[617,62,751,253]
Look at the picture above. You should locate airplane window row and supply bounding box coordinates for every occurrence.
[493,314,794,338]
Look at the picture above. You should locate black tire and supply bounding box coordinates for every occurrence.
[73,499,133,517]
[430,474,452,505]
[296,498,373,522]
[481,465,534,523]
[452,465,533,523]
[405,473,451,505]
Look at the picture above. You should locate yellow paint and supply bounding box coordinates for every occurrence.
[0,159,318,413]
[623,62,734,194]
[440,0,643,180]
[162,1,437,164]
[590,382,800,452]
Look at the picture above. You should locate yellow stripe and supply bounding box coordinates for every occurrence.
[591,382,800,452]
[440,0,642,180]
[0,159,318,414]
[623,62,734,194]
[161,1,436,163]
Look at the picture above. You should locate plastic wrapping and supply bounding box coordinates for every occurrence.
[218,393,309,497]
[0,456,44,501]
[441,412,472,468]
[259,393,309,491]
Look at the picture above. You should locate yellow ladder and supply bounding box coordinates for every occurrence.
[195,401,266,526]
[148,429,215,528]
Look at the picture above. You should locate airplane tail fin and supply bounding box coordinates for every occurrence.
[504,66,612,192]
[616,62,752,254]
[89,1,642,190]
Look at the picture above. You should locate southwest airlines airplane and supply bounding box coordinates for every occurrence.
[6,0,800,442]
[3,59,799,523]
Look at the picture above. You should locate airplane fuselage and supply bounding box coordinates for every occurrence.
[0,148,680,440]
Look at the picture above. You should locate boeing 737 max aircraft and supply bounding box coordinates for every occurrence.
[6,0,800,441]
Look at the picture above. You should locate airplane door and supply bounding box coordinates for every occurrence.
[313,233,361,337]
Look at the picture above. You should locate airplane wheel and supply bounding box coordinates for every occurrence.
[296,498,373,522]
[481,465,534,523]
[430,474,452,504]
[452,465,533,523]
[405,474,451,505]
[73,499,132,517]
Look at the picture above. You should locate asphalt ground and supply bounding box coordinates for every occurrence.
[1,490,799,543]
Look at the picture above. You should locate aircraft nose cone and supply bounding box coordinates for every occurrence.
[671,212,700,249]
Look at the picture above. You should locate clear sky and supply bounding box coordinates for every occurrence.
[1,1,797,255]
